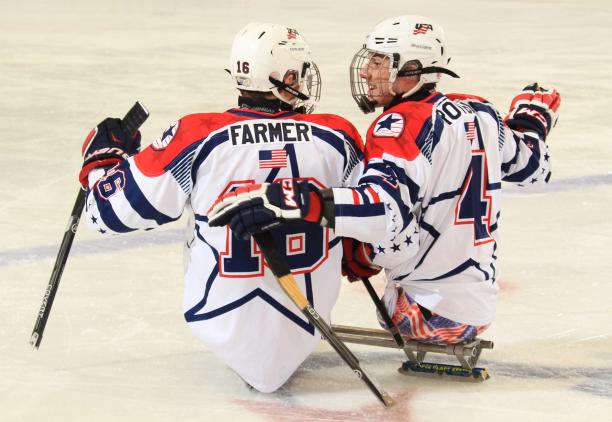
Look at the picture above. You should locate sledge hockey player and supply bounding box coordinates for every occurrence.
[208,15,561,345]
[79,23,366,392]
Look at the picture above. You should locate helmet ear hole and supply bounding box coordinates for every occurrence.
[283,70,298,86]
[401,60,422,72]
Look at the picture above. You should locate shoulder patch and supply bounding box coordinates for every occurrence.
[152,121,179,151]
[372,113,405,138]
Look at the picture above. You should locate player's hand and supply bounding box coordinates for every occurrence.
[79,118,141,187]
[505,83,561,139]
[341,238,382,282]
[207,180,323,240]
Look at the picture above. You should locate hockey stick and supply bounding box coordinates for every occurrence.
[253,232,396,407]
[30,101,150,350]
[361,277,412,359]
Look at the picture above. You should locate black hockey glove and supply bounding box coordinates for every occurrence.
[207,180,323,240]
[79,118,141,187]
[505,83,561,140]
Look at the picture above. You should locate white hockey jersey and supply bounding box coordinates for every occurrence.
[331,92,552,326]
[84,107,365,392]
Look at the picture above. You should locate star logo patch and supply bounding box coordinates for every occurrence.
[372,113,404,138]
[152,121,179,150]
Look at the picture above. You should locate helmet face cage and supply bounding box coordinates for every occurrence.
[295,61,321,113]
[350,15,458,112]
[350,47,399,113]
[270,60,321,113]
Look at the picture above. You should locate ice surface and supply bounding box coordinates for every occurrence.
[1,0,611,420]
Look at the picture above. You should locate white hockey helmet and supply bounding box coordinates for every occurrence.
[350,15,459,113]
[230,22,321,113]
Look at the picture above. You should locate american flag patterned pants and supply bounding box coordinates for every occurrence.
[377,287,489,344]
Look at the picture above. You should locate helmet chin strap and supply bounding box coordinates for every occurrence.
[394,64,459,98]
[238,95,294,113]
[386,76,424,103]
[268,76,310,101]
[399,80,426,99]
[387,69,423,100]
[384,84,438,111]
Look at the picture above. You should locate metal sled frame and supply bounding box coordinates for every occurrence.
[331,325,494,382]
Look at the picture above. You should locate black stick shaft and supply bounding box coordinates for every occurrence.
[361,277,406,348]
[30,101,149,349]
[254,232,395,407]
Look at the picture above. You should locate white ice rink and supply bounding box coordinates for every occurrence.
[2,0,611,420]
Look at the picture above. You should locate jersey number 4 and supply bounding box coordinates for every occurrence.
[219,179,329,277]
[454,149,494,246]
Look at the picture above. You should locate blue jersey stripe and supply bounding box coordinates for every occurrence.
[328,236,342,250]
[184,218,316,334]
[171,160,193,181]
[92,188,136,233]
[164,142,200,173]
[427,93,444,104]
[122,164,179,225]
[429,114,446,156]
[186,287,314,334]
[336,203,386,217]
[417,258,481,281]
[226,109,297,119]
[502,140,541,183]
[311,126,347,169]
[501,133,523,173]
[428,189,461,206]
[469,101,500,129]
[466,100,506,151]
[414,117,433,151]
[286,144,300,178]
[363,161,421,205]
[183,223,219,323]
[337,129,365,161]
[191,130,231,187]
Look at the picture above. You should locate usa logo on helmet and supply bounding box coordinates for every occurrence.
[413,23,433,35]
[287,28,298,39]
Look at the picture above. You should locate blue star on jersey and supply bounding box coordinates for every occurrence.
[373,113,404,138]
[152,121,179,150]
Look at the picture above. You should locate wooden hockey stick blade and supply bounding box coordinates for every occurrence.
[253,232,396,407]
[30,101,149,350]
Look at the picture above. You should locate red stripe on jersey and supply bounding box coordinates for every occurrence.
[292,113,366,153]
[366,186,380,203]
[134,112,243,177]
[133,110,365,178]
[352,189,361,205]
[445,92,490,103]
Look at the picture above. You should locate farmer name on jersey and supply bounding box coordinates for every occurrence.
[229,121,313,146]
